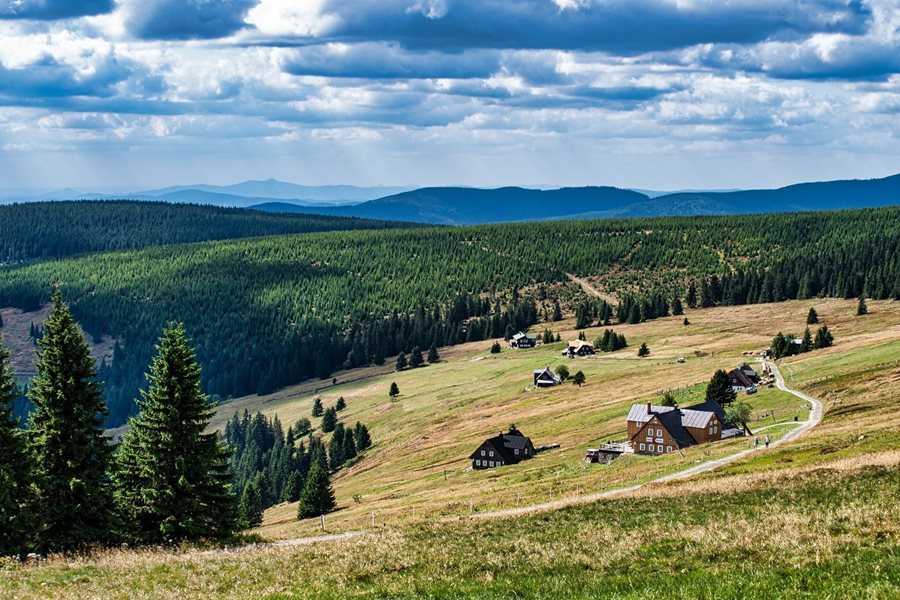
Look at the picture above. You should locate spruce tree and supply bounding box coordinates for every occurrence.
[342,429,357,461]
[686,282,698,308]
[672,296,684,316]
[28,290,113,553]
[814,324,834,349]
[328,425,345,470]
[637,342,650,357]
[321,406,337,433]
[112,323,236,544]
[335,396,347,411]
[427,343,440,363]
[237,479,264,529]
[0,335,33,559]
[705,369,737,405]
[282,470,303,503]
[297,463,335,519]
[311,396,324,417]
[409,345,423,368]
[800,327,813,353]
[806,307,819,324]
[353,422,372,450]
[395,352,407,371]
[389,382,400,398]
[857,295,868,316]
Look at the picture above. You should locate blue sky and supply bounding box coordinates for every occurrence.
[0,0,898,190]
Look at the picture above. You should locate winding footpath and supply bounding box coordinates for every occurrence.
[469,360,823,520]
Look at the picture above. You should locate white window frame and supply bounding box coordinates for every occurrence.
[648,444,655,452]
[514,448,520,455]
[666,446,672,453]
[639,443,645,451]
[475,460,481,466]
[489,451,494,457]
[480,450,485,457]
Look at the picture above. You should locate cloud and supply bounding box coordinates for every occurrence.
[281,43,500,79]
[123,0,257,40]
[265,0,872,53]
[0,0,114,20]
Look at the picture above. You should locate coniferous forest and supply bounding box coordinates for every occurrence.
[1,205,899,426]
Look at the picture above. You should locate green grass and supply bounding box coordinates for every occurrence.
[4,465,897,599]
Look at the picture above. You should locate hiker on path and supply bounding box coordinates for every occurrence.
[754,436,760,449]
[764,434,770,448]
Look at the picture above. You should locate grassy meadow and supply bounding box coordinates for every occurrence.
[3,298,899,598]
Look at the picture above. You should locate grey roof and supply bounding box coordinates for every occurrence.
[685,400,734,429]
[469,436,516,463]
[503,434,532,450]
[679,408,714,429]
[626,403,676,423]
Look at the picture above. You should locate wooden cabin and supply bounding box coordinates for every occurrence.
[729,363,760,391]
[563,340,595,357]
[510,332,537,349]
[470,428,535,470]
[626,400,738,455]
[533,367,561,387]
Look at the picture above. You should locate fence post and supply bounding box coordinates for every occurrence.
[320,514,325,532]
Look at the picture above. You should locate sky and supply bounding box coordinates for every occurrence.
[0,0,898,190]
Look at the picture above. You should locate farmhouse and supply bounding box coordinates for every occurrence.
[533,366,562,387]
[626,400,741,455]
[510,331,537,349]
[470,428,535,470]
[729,363,760,391]
[563,340,595,357]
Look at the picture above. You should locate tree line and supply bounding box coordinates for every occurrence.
[1,206,897,427]
[0,200,411,264]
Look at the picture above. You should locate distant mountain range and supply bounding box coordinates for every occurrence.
[253,173,900,225]
[2,174,899,225]
[0,179,412,207]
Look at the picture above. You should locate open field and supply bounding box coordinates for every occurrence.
[209,298,900,540]
[3,298,898,599]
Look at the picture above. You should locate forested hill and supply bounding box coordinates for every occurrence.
[1,207,898,427]
[254,173,900,224]
[0,201,409,263]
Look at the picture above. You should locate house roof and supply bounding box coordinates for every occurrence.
[512,332,536,340]
[685,400,733,429]
[534,367,560,382]
[567,340,594,350]
[503,434,532,450]
[654,410,696,448]
[470,430,532,461]
[679,408,714,429]
[729,368,755,388]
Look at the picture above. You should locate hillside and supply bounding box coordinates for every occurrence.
[1,207,898,426]
[6,298,898,598]
[256,173,900,224]
[0,200,408,264]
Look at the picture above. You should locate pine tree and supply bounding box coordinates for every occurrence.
[551,300,563,321]
[28,290,113,553]
[800,327,813,353]
[311,396,324,417]
[814,324,834,349]
[427,343,440,363]
[237,479,264,529]
[490,341,502,354]
[297,463,335,519]
[321,406,337,433]
[672,296,684,316]
[282,470,303,503]
[328,426,345,470]
[395,352,408,371]
[409,345,423,368]
[806,307,819,324]
[0,335,33,559]
[857,295,868,316]
[342,430,357,461]
[686,282,698,308]
[354,422,372,450]
[705,369,736,405]
[389,382,400,398]
[637,342,650,357]
[112,323,236,544]
[335,396,347,411]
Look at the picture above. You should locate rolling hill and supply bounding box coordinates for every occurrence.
[253,173,900,224]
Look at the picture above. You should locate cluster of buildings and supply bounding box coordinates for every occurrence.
[471,362,760,469]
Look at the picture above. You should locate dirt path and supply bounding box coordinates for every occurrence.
[467,360,822,520]
[565,272,618,304]
[200,531,365,555]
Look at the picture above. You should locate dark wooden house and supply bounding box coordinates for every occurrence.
[728,363,760,391]
[510,332,537,348]
[470,428,535,470]
[533,367,561,387]
[563,340,595,357]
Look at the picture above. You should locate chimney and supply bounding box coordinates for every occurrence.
[674,403,679,413]
[647,401,652,414]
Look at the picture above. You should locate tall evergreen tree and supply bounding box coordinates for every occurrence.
[297,463,335,519]
[354,422,372,450]
[427,343,440,363]
[282,470,303,503]
[686,282,698,309]
[112,323,236,544]
[409,345,424,368]
[395,352,408,371]
[814,324,834,349]
[335,396,347,411]
[806,307,819,324]
[311,396,324,417]
[237,479,264,529]
[800,327,813,353]
[389,382,400,398]
[28,290,113,553]
[321,406,337,433]
[705,370,736,405]
[0,335,34,559]
[671,295,684,316]
[637,342,650,357]
[857,295,868,316]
